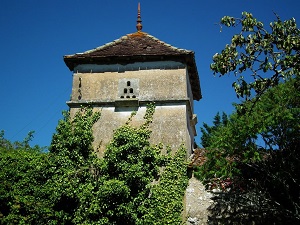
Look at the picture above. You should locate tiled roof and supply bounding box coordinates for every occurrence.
[64,31,201,100]
[66,32,193,58]
[188,148,207,168]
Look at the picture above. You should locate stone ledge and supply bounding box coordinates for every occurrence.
[115,99,139,107]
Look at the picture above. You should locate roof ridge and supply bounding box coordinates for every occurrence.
[73,32,193,56]
[141,33,193,53]
[78,34,129,55]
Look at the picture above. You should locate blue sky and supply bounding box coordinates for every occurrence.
[1,0,300,147]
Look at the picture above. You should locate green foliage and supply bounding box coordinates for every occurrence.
[138,145,189,225]
[0,149,54,224]
[81,103,165,224]
[0,107,101,224]
[211,12,300,100]
[1,103,189,224]
[0,130,45,153]
[200,12,300,181]
[197,12,300,222]
[200,112,228,148]
[196,80,300,223]
[50,107,101,163]
[197,78,300,180]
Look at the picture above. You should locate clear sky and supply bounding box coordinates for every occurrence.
[1,0,300,147]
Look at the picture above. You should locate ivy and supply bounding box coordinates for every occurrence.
[138,145,189,225]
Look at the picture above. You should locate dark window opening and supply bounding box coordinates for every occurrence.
[120,96,124,98]
[126,95,130,98]
[124,88,128,93]
[129,88,133,93]
[79,77,82,88]
[127,81,131,86]
[132,95,136,98]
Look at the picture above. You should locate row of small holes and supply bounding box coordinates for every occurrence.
[120,95,136,99]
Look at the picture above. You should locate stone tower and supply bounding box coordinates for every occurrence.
[63,4,201,157]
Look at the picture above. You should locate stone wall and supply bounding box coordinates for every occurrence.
[70,67,190,102]
[67,63,197,156]
[69,103,192,157]
[185,176,215,225]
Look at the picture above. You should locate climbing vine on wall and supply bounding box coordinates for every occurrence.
[138,145,189,225]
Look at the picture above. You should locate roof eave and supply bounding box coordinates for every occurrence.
[64,53,192,70]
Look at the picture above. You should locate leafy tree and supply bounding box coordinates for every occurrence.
[196,12,300,224]
[200,79,300,223]
[200,112,228,148]
[0,108,101,224]
[211,12,300,102]
[0,132,54,224]
[198,78,300,178]
[0,130,45,152]
[201,11,300,180]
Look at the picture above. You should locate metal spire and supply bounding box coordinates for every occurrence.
[136,2,142,31]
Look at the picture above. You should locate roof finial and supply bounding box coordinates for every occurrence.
[136,2,142,31]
